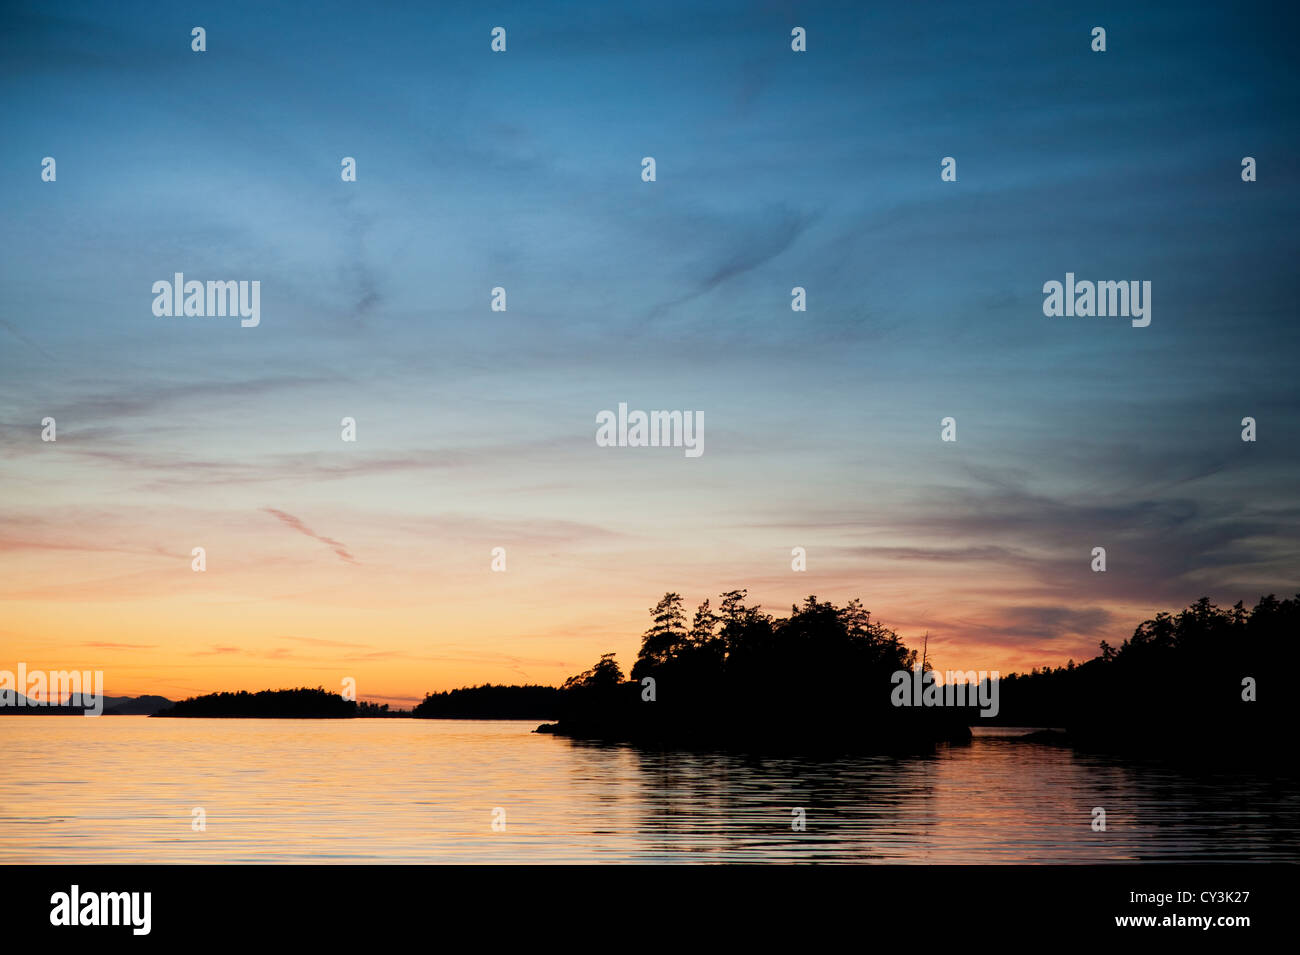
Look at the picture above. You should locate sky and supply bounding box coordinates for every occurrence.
[1,0,1298,706]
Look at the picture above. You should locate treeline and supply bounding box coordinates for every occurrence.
[152,684,554,719]
[542,590,970,752]
[357,701,409,717]
[990,593,1299,754]
[155,686,358,718]
[412,684,560,719]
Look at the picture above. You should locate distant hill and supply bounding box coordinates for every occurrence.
[102,695,174,715]
[0,690,88,714]
[0,692,173,715]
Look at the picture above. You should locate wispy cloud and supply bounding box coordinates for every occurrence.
[262,508,357,564]
[646,205,816,319]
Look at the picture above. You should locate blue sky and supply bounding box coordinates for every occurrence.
[1,0,1297,701]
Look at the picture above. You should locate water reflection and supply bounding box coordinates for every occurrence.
[1,718,1293,863]
[616,731,1299,862]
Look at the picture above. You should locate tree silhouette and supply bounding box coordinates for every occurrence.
[630,593,689,679]
[554,589,967,752]
[563,652,623,691]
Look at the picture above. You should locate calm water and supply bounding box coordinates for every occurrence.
[1,717,1294,863]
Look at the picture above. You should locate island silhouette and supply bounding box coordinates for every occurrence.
[137,590,1297,759]
[540,589,968,752]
